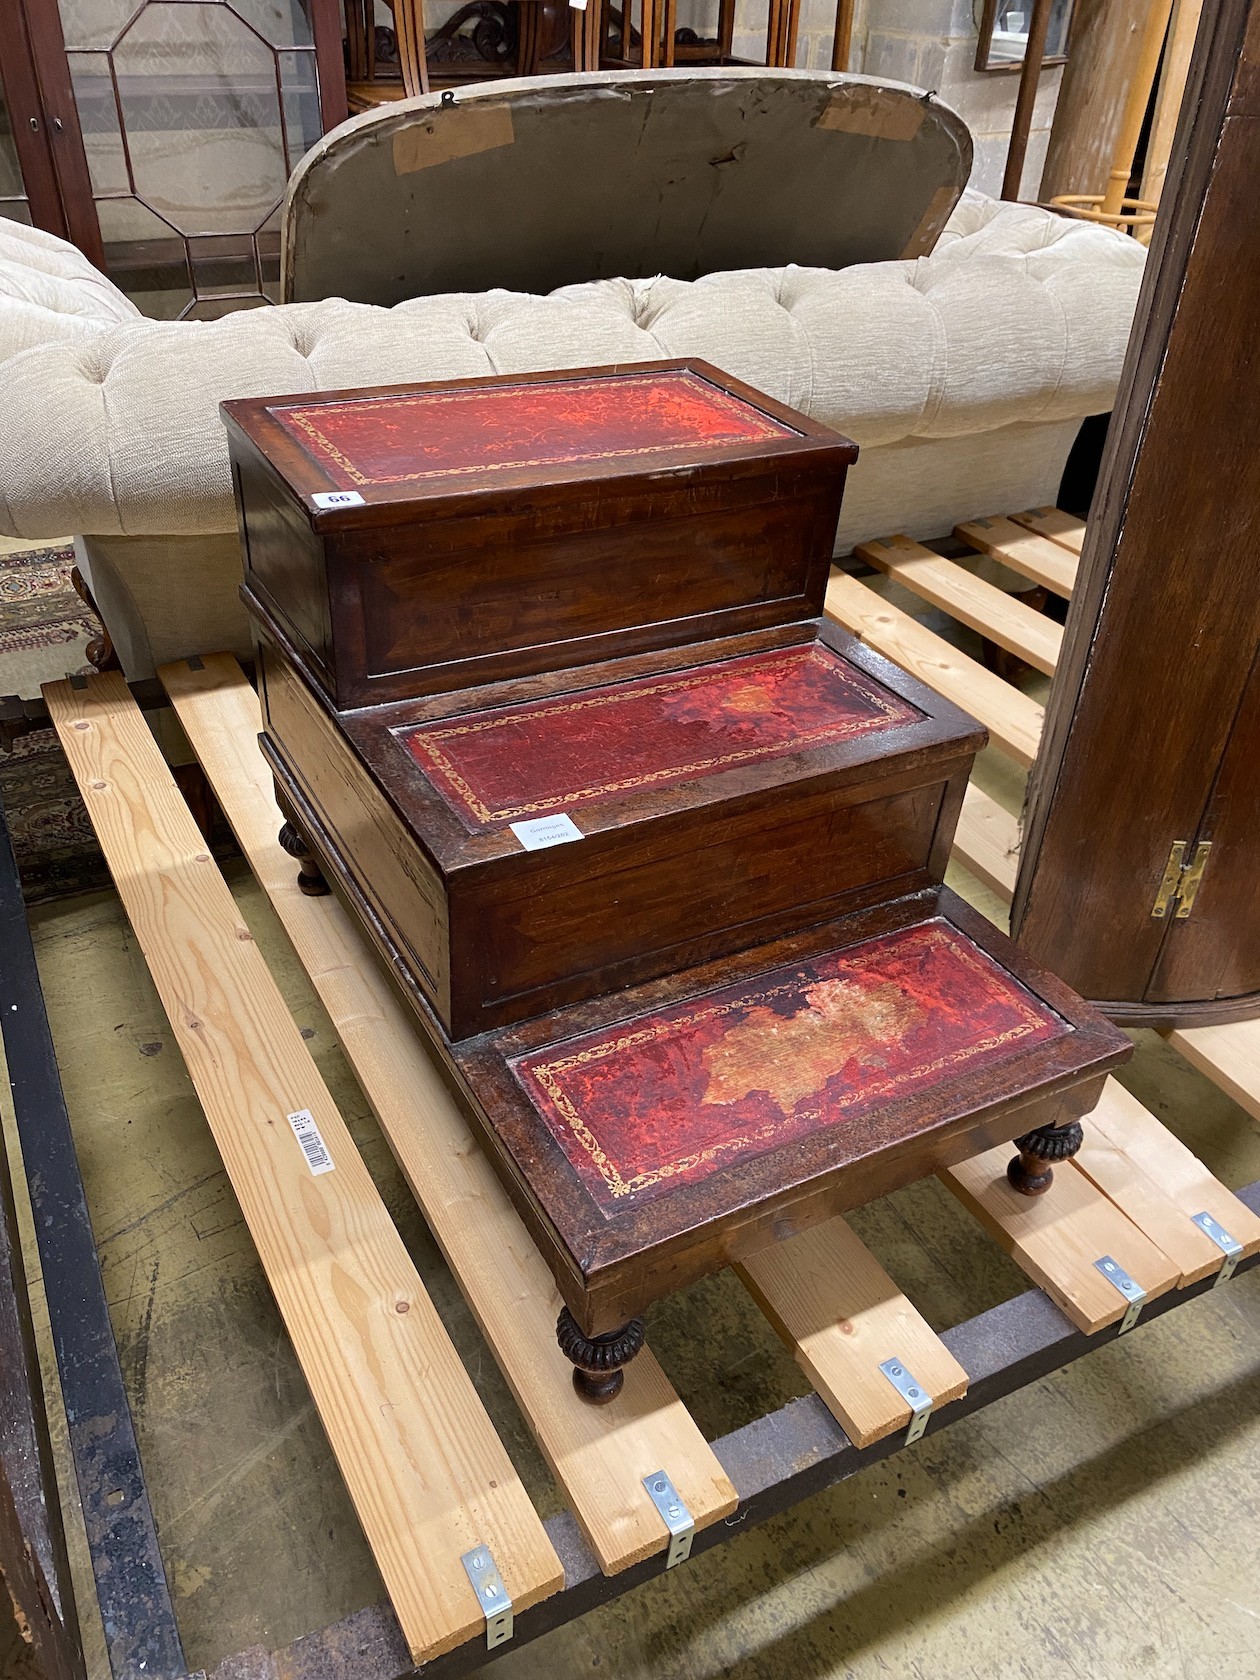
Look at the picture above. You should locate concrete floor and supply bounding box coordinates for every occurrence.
[3,800,1259,1680]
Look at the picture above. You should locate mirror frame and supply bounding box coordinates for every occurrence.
[974,0,1075,73]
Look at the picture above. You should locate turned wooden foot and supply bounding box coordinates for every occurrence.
[1007,1118,1084,1196]
[277,818,330,897]
[556,1308,645,1404]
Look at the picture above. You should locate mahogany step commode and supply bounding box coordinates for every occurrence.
[224,360,1132,1402]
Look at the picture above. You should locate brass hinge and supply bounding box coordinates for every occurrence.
[1151,840,1212,919]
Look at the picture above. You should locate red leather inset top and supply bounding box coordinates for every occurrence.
[402,642,921,830]
[269,369,795,490]
[511,921,1067,1212]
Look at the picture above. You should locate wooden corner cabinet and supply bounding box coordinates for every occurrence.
[1012,0,1260,1029]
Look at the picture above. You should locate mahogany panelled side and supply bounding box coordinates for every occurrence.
[1013,0,1260,1027]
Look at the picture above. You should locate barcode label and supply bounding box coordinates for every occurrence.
[287,1108,335,1175]
[312,490,365,510]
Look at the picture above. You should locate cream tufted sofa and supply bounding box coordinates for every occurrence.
[0,196,1145,679]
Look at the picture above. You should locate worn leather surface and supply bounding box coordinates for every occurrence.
[404,642,919,830]
[273,367,792,489]
[510,918,1068,1211]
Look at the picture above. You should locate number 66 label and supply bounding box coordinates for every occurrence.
[312,490,365,510]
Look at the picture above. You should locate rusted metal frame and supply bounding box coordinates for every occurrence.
[0,1023,83,1680]
[0,794,186,1680]
[6,759,1259,1679]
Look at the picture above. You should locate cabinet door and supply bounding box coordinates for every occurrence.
[1145,644,1260,1004]
[1012,0,1260,1019]
[0,0,103,259]
[48,0,344,316]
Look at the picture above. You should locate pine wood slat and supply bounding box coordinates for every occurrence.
[954,516,1079,597]
[45,671,562,1665]
[1078,1078,1260,1281]
[1008,506,1087,555]
[953,784,1021,902]
[1166,1018,1260,1127]
[856,534,1063,676]
[160,653,738,1575]
[737,1219,967,1448]
[825,571,1045,768]
[941,1147,1179,1333]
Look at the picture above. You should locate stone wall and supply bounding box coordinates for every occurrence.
[721,0,1061,197]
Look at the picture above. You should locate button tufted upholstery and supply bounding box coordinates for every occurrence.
[0,192,1145,676]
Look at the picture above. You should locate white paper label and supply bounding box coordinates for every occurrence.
[287,1108,335,1175]
[311,490,365,510]
[569,0,588,10]
[509,814,584,851]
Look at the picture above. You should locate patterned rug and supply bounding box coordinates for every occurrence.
[0,542,98,696]
[0,542,110,900]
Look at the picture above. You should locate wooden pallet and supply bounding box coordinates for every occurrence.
[41,634,1260,1666]
[43,662,988,1662]
[833,510,1070,890]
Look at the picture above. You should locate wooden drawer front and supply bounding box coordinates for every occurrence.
[259,642,453,1021]
[455,781,945,1033]
[347,482,841,700]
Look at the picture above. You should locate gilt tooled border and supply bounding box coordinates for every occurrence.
[273,372,792,487]
[511,924,1068,1205]
[404,647,918,827]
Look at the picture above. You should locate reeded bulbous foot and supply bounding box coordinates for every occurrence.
[278,819,330,897]
[1007,1118,1084,1196]
[556,1308,645,1404]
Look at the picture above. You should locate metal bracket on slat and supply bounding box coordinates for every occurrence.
[1094,1256,1146,1333]
[461,1545,513,1649]
[878,1358,934,1445]
[1191,1211,1243,1286]
[643,1470,695,1568]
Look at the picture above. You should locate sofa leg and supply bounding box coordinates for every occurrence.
[70,566,121,673]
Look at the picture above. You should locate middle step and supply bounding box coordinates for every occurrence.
[256,615,986,1038]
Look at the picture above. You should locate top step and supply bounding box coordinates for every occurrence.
[224,361,857,710]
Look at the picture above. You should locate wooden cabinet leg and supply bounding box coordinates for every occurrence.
[274,787,330,897]
[556,1307,645,1404]
[1007,1116,1085,1196]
